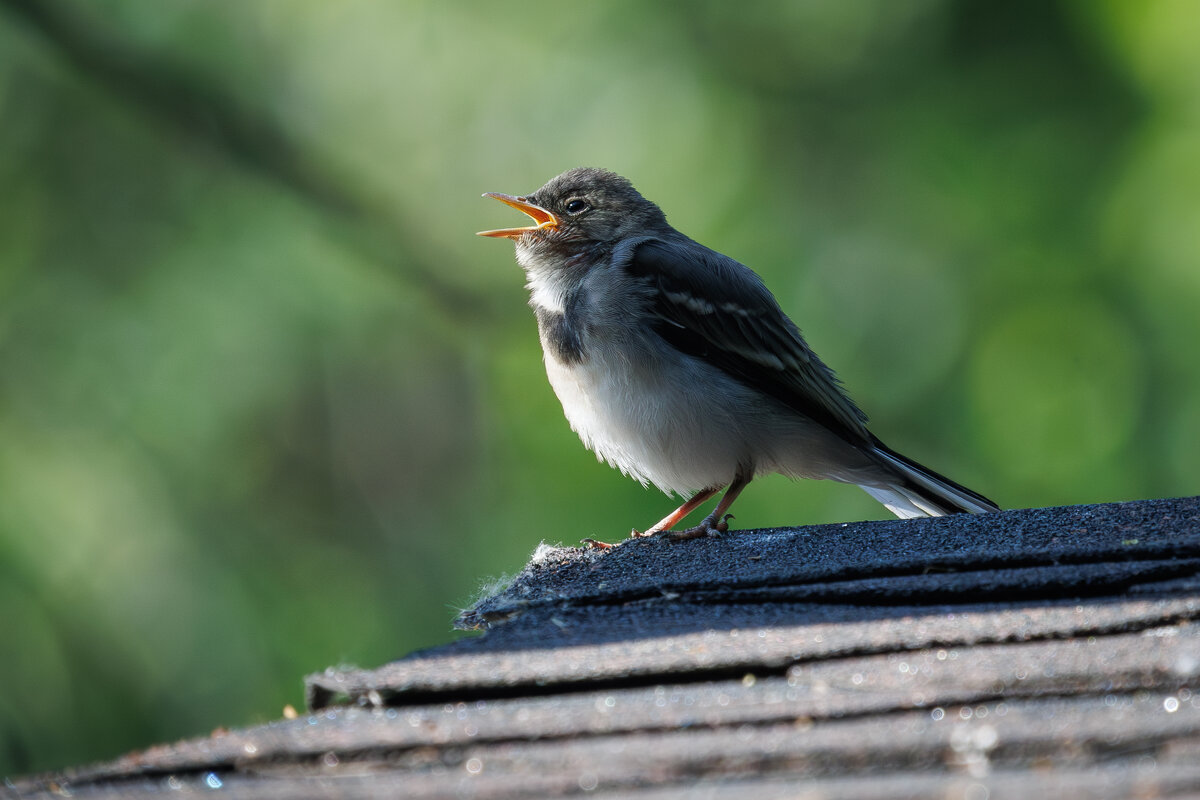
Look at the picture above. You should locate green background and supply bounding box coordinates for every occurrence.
[2,0,1197,777]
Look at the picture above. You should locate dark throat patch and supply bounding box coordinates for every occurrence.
[535,301,586,365]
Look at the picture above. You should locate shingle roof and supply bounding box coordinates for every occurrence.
[13,496,1200,799]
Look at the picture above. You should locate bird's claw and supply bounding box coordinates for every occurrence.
[581,537,615,550]
[662,513,735,543]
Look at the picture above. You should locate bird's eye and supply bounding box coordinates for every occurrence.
[564,199,590,215]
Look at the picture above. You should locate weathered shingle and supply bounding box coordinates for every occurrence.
[13,496,1200,799]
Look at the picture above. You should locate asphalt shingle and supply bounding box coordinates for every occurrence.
[13,496,1200,799]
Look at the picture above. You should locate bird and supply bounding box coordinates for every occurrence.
[478,167,998,545]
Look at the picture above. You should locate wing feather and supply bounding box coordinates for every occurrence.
[626,237,871,445]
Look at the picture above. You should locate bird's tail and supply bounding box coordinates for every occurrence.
[861,439,999,519]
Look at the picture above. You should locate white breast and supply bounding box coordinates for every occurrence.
[541,331,753,496]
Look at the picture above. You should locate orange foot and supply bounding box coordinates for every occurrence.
[663,514,734,543]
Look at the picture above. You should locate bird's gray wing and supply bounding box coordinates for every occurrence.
[625,236,871,445]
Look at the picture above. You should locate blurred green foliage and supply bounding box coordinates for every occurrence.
[1,0,1197,777]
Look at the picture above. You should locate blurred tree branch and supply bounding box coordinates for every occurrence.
[0,0,489,321]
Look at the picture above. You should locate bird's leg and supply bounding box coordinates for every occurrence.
[584,486,719,550]
[632,486,722,538]
[664,471,751,542]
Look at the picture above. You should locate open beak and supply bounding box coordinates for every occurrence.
[477,193,559,239]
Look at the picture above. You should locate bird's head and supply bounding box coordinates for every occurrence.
[477,168,668,257]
